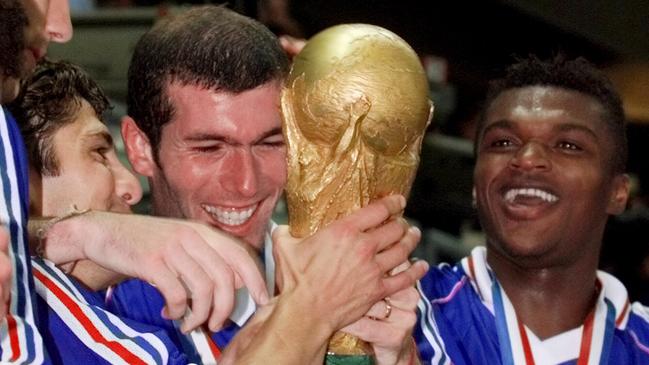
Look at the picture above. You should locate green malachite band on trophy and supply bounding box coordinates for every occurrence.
[325,354,375,365]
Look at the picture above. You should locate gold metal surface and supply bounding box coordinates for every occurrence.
[281,23,433,356]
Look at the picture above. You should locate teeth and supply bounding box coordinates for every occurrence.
[504,188,558,203]
[202,203,258,226]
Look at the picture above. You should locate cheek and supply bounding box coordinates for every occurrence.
[41,178,70,215]
[42,174,94,214]
[564,170,614,213]
[165,155,217,189]
[88,170,116,208]
[258,150,287,186]
[473,158,508,214]
[561,167,602,193]
[473,160,496,192]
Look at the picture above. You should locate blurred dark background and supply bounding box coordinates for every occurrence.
[51,0,649,303]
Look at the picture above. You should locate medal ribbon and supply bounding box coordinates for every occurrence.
[492,278,615,365]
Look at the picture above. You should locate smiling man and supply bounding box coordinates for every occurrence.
[2,1,280,356]
[132,80,286,250]
[112,5,427,364]
[415,56,649,364]
[1,0,280,362]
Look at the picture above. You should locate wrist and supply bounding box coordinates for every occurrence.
[277,285,335,345]
[398,337,419,365]
[43,208,95,262]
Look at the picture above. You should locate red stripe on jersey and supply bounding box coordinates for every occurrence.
[616,299,630,327]
[576,309,596,365]
[202,325,221,360]
[33,269,147,365]
[517,319,536,365]
[5,313,21,361]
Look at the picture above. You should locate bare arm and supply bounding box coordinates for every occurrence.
[29,210,269,332]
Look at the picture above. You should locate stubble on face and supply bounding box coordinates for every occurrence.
[144,82,286,250]
[149,162,188,220]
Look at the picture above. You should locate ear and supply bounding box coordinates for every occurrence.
[606,173,630,215]
[121,116,156,177]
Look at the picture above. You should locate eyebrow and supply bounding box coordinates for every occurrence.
[185,127,284,145]
[481,120,599,141]
[481,120,514,136]
[83,130,114,147]
[555,123,599,141]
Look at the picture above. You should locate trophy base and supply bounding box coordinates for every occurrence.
[325,354,375,365]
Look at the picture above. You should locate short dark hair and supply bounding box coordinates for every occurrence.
[476,55,627,174]
[127,5,289,160]
[9,59,110,176]
[0,0,27,78]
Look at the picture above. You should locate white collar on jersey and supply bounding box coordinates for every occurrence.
[460,246,631,330]
[460,246,632,365]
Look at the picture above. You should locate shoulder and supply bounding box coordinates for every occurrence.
[628,302,649,331]
[418,261,468,301]
[618,303,649,357]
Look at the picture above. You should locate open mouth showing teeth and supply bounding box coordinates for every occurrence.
[202,203,258,226]
[504,188,558,204]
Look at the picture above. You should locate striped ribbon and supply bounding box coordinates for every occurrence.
[461,247,629,365]
[491,277,615,365]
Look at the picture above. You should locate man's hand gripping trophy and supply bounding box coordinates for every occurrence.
[281,24,433,363]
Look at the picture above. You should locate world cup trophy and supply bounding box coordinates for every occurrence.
[281,24,433,364]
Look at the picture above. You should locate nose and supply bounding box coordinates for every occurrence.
[222,149,258,198]
[46,0,73,43]
[113,161,143,208]
[509,141,550,172]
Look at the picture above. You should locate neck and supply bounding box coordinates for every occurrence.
[487,247,599,339]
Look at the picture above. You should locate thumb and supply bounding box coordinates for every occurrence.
[271,225,301,293]
[271,225,301,266]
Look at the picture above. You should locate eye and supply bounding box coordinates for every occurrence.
[480,130,518,152]
[556,141,582,151]
[91,146,110,164]
[491,139,514,148]
[258,136,285,149]
[262,140,285,148]
[192,142,225,153]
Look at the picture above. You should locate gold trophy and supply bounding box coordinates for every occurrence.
[281,24,433,364]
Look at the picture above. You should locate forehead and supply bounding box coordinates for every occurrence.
[482,86,607,133]
[54,100,108,141]
[164,81,282,141]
